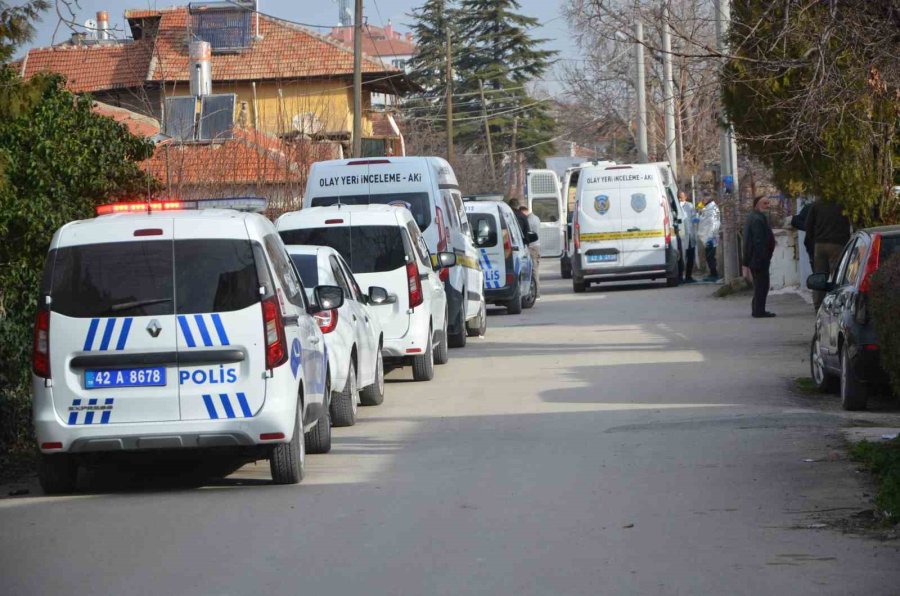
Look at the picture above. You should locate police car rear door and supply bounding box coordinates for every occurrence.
[49,218,180,425]
[173,217,268,422]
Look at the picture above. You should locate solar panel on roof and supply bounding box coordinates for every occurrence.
[163,96,198,141]
[199,94,236,141]
[190,7,251,52]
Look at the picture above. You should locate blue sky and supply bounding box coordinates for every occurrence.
[22,1,575,93]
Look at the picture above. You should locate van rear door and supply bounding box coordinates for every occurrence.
[49,220,180,425]
[620,181,668,269]
[173,219,267,421]
[577,178,624,269]
[466,206,505,289]
[526,170,565,258]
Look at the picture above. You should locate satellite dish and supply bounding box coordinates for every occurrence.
[83,19,98,39]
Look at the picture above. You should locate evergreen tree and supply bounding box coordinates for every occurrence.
[453,0,557,166]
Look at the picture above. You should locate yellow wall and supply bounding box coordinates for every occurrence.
[166,78,373,137]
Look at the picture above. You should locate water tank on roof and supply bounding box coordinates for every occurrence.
[189,41,212,97]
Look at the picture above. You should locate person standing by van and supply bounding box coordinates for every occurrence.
[697,199,721,281]
[508,198,530,238]
[805,199,851,310]
[519,205,542,300]
[742,196,776,318]
[678,191,697,283]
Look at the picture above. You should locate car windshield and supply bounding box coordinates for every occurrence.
[310,192,432,231]
[49,239,259,317]
[289,253,319,287]
[280,226,407,274]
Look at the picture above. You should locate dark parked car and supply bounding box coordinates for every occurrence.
[807,225,900,410]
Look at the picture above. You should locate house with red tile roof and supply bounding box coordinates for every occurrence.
[16,3,414,156]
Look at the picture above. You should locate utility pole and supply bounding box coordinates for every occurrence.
[479,79,497,185]
[715,0,740,281]
[634,21,648,163]
[508,116,519,198]
[445,26,454,163]
[351,0,363,157]
[661,1,677,178]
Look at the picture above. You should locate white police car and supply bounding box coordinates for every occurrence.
[277,205,456,381]
[32,198,342,493]
[285,245,386,427]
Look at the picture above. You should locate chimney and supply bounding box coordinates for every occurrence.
[97,11,110,41]
[189,41,212,97]
[384,19,393,40]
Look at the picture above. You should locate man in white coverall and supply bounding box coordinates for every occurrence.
[697,199,721,281]
[518,205,542,300]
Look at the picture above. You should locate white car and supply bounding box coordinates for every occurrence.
[32,198,343,493]
[302,157,486,347]
[277,204,455,381]
[286,245,386,427]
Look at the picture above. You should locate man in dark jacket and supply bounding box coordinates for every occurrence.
[742,196,776,318]
[805,200,851,309]
[508,198,531,239]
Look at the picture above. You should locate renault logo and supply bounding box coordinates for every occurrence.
[146,320,162,338]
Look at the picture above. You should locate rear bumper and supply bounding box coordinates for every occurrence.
[853,348,888,384]
[33,388,297,456]
[572,249,677,282]
[381,308,431,358]
[485,283,519,304]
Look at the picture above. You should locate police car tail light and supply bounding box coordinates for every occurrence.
[662,205,671,248]
[503,229,513,260]
[406,262,424,308]
[33,309,51,378]
[261,296,288,369]
[572,210,581,250]
[858,234,882,294]
[435,207,450,282]
[314,308,339,334]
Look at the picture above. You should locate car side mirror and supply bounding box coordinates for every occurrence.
[806,273,834,292]
[435,251,457,270]
[311,285,344,312]
[367,286,396,305]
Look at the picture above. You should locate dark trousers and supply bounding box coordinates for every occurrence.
[751,268,770,316]
[705,242,718,278]
[685,245,695,280]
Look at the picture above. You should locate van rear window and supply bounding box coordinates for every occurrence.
[310,192,432,231]
[280,226,407,274]
[49,239,259,318]
[880,236,900,260]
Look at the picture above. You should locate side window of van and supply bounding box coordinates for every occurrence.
[441,191,460,229]
[264,234,306,309]
[451,191,468,233]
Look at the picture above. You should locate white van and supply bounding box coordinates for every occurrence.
[303,157,484,349]
[570,163,680,291]
[464,199,536,314]
[650,161,688,261]
[277,205,456,382]
[525,169,564,258]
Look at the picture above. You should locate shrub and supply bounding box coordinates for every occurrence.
[869,252,900,396]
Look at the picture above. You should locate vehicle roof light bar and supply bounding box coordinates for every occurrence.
[96,197,268,215]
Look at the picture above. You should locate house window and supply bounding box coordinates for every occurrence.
[361,138,387,157]
[190,6,252,52]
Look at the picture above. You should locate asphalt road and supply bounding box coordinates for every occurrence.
[2,263,899,595]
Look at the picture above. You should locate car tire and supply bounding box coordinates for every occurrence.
[506,284,523,314]
[38,453,78,495]
[522,276,537,309]
[666,274,679,287]
[466,300,487,337]
[413,327,435,381]
[573,277,586,293]
[561,256,573,279]
[435,313,451,362]
[270,398,306,484]
[810,332,837,393]
[840,343,868,411]
[331,360,358,426]
[305,378,332,455]
[360,349,385,406]
[448,301,467,349]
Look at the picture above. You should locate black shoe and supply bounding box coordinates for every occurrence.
[684,277,697,284]
[752,312,776,318]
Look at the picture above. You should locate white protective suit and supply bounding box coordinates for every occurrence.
[680,200,696,248]
[697,200,721,247]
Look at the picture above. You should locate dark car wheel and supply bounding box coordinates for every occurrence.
[810,332,837,393]
[840,343,868,411]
